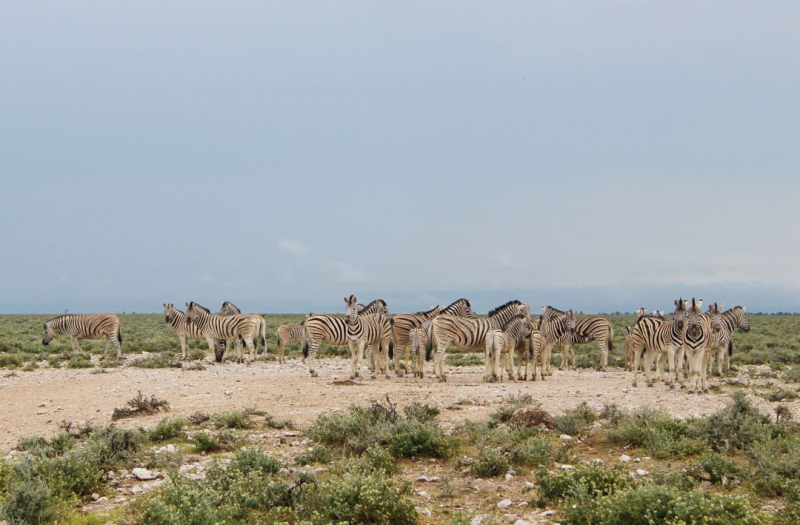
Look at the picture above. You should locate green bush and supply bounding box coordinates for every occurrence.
[212,410,255,430]
[307,398,457,460]
[511,434,554,468]
[690,390,773,452]
[229,448,281,477]
[471,448,510,478]
[764,388,799,402]
[0,353,24,369]
[552,403,596,436]
[149,417,188,442]
[300,468,417,525]
[0,470,56,525]
[566,484,769,525]
[192,430,242,453]
[534,464,633,507]
[748,436,800,497]
[698,452,742,484]
[488,394,536,427]
[129,353,180,369]
[67,354,94,369]
[608,407,704,459]
[783,367,800,383]
[296,446,336,466]
[264,414,294,430]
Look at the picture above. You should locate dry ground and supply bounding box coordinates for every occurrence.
[0,358,786,453]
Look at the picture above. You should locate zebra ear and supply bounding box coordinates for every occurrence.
[541,306,546,312]
[697,299,703,309]
[185,302,191,308]
[742,306,746,312]
[343,297,349,304]
[719,303,725,311]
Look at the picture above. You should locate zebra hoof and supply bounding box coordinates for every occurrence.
[370,375,376,380]
[647,383,654,388]
[385,375,390,380]
[669,384,675,390]
[702,388,709,394]
[438,377,447,383]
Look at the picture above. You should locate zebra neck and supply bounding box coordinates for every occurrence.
[722,312,738,332]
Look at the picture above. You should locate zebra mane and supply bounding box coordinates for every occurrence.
[222,301,239,310]
[45,314,69,324]
[414,305,439,316]
[361,299,386,311]
[189,302,211,314]
[166,304,185,315]
[543,305,566,315]
[443,298,470,311]
[488,300,522,317]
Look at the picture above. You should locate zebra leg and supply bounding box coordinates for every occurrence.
[434,341,448,383]
[307,341,319,377]
[180,336,188,360]
[675,347,686,388]
[348,341,360,379]
[245,338,255,364]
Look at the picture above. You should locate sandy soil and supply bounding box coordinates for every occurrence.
[0,358,784,452]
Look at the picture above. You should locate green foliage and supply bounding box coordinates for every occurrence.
[229,448,281,477]
[565,484,770,525]
[300,467,418,525]
[534,464,634,507]
[690,390,773,452]
[698,452,742,484]
[212,410,255,430]
[608,407,704,459]
[471,448,510,478]
[148,417,188,442]
[763,388,799,402]
[0,468,57,525]
[307,398,457,460]
[488,394,536,427]
[552,402,596,436]
[67,354,94,369]
[263,413,294,430]
[128,353,180,369]
[0,353,24,368]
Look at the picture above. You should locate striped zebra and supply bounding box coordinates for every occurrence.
[344,295,393,379]
[163,303,226,360]
[706,305,749,376]
[428,300,528,382]
[408,327,427,378]
[560,310,615,370]
[42,313,123,358]
[219,301,268,360]
[301,299,388,377]
[276,323,305,364]
[185,302,258,363]
[537,306,592,376]
[679,298,721,394]
[485,314,531,383]
[629,299,689,388]
[626,309,666,372]
[516,320,542,381]
[390,305,441,376]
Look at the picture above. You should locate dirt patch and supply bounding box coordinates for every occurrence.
[0,358,788,452]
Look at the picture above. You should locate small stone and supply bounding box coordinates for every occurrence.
[96,497,108,503]
[471,517,485,525]
[416,507,433,517]
[619,455,631,463]
[541,510,557,517]
[592,459,605,465]
[504,473,513,481]
[524,481,535,489]
[635,469,649,476]
[497,499,513,509]
[559,434,572,441]
[224,390,232,395]
[559,464,574,470]
[131,468,158,481]
[634,458,641,463]
[91,493,100,501]
[130,485,143,494]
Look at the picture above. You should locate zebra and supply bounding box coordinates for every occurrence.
[408,326,427,378]
[219,301,267,360]
[629,299,689,388]
[276,323,306,364]
[428,300,528,382]
[485,314,532,383]
[163,303,226,360]
[626,309,666,372]
[516,319,543,381]
[344,295,393,379]
[185,302,258,363]
[537,306,593,376]
[559,310,615,370]
[706,305,749,376]
[301,299,388,377]
[679,298,721,394]
[42,313,122,358]
[389,305,441,376]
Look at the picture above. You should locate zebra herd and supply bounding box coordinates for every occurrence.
[38,297,750,392]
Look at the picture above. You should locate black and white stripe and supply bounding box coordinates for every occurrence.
[390,305,441,376]
[485,315,531,383]
[706,305,749,376]
[629,299,688,388]
[185,302,258,363]
[163,303,226,360]
[43,313,123,358]
[219,301,267,360]
[679,298,721,393]
[301,298,388,377]
[428,300,528,382]
[276,323,305,364]
[344,295,393,379]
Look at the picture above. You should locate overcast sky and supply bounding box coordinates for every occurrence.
[2,2,799,314]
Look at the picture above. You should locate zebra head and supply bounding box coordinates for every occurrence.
[635,307,647,318]
[163,303,176,323]
[686,298,704,338]
[42,320,55,345]
[734,306,750,332]
[565,309,577,334]
[707,302,725,333]
[344,295,360,322]
[219,301,241,316]
[185,302,207,325]
[673,298,688,330]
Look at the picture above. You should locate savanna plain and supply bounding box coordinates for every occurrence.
[2,313,800,524]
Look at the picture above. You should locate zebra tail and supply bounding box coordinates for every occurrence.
[276,332,282,347]
[388,340,394,360]
[118,327,123,344]
[425,335,433,361]
[607,326,613,352]
[728,340,733,356]
[302,340,309,359]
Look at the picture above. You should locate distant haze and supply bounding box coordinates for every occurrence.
[1,2,799,314]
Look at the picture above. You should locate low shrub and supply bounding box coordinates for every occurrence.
[112,392,170,420]
[149,417,188,442]
[608,407,703,459]
[690,390,773,452]
[212,410,255,430]
[566,484,769,525]
[471,448,510,478]
[0,353,24,369]
[698,452,742,484]
[264,414,294,430]
[489,394,536,427]
[128,353,180,369]
[552,402,596,436]
[193,430,242,453]
[534,464,633,507]
[67,354,94,369]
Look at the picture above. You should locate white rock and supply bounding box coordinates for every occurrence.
[559,434,572,441]
[95,496,108,503]
[416,507,433,517]
[592,422,602,428]
[619,455,631,463]
[559,464,574,470]
[131,468,158,480]
[497,499,513,509]
[635,469,649,476]
[470,517,485,525]
[130,485,143,494]
[541,510,557,517]
[416,475,440,482]
[592,459,605,465]
[524,481,535,489]
[504,473,514,481]
[417,491,428,497]
[91,493,100,501]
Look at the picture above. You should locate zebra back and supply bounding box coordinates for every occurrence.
[219,301,242,315]
[185,302,257,340]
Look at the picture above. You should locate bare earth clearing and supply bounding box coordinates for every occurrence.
[0,358,782,452]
